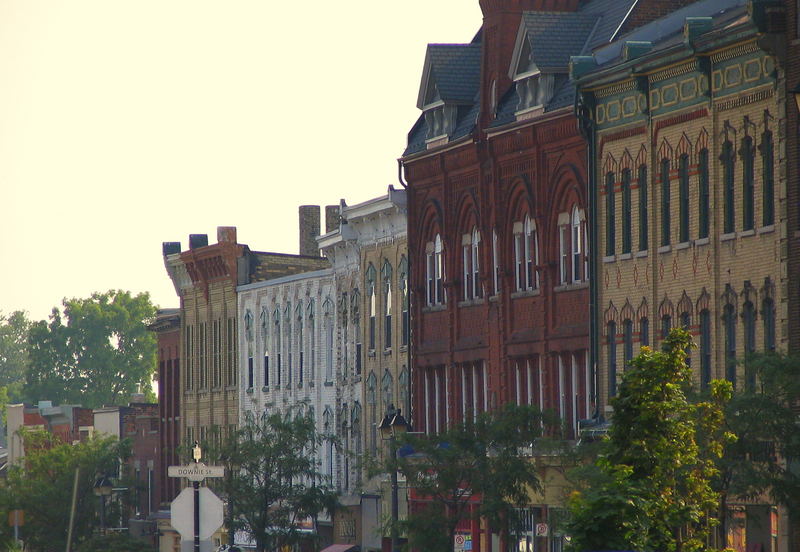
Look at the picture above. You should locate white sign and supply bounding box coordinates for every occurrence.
[535,522,549,537]
[454,532,472,551]
[168,463,225,482]
[171,486,224,541]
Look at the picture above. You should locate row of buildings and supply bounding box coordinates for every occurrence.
[151,0,798,551]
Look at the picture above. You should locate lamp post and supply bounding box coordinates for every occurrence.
[378,404,408,552]
[192,441,202,552]
[93,475,113,535]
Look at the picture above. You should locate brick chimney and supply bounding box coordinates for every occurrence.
[478,0,579,129]
[298,205,321,257]
[217,226,237,244]
[325,205,340,233]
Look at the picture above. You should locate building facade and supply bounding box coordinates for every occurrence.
[572,0,788,549]
[318,188,409,552]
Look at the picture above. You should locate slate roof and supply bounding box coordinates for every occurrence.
[520,12,599,70]
[581,0,639,51]
[425,44,482,104]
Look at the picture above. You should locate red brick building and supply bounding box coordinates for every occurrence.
[148,308,181,505]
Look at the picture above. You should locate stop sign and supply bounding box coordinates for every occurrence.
[170,486,224,541]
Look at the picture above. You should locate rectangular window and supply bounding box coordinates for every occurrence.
[638,166,648,251]
[247,357,254,389]
[227,318,236,386]
[605,172,616,256]
[355,343,362,375]
[698,149,709,239]
[679,154,689,243]
[661,315,672,341]
[277,353,282,386]
[572,213,583,282]
[471,235,481,299]
[559,224,569,284]
[515,232,525,290]
[623,320,633,367]
[763,298,776,352]
[199,322,207,389]
[263,354,269,388]
[761,131,774,226]
[463,243,472,300]
[724,305,736,389]
[608,322,617,398]
[492,229,501,294]
[744,303,756,391]
[660,159,671,246]
[622,169,632,254]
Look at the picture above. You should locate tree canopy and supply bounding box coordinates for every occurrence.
[0,310,32,403]
[384,403,558,552]
[209,409,338,552]
[25,290,157,408]
[566,329,733,552]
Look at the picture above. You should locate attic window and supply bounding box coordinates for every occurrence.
[425,103,458,142]
[515,73,554,114]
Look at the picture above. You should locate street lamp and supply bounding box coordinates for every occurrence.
[93,475,113,535]
[378,404,408,552]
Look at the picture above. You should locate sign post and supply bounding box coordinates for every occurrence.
[168,443,225,552]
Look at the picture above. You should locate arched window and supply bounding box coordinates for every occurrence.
[608,322,617,398]
[366,372,377,454]
[382,260,393,349]
[381,370,394,409]
[296,302,304,384]
[605,172,616,256]
[741,135,755,231]
[678,154,690,243]
[743,301,756,391]
[761,130,774,226]
[638,165,648,251]
[463,227,481,300]
[723,304,736,389]
[351,290,361,374]
[323,297,334,382]
[660,158,671,246]
[698,149,710,238]
[307,300,315,382]
[623,319,633,367]
[680,311,691,367]
[366,264,377,350]
[399,367,410,423]
[284,303,292,385]
[492,229,501,294]
[622,168,632,254]
[722,140,735,234]
[426,234,444,305]
[515,215,539,291]
[261,307,270,388]
[700,309,711,390]
[274,308,281,386]
[572,206,585,282]
[640,317,649,347]
[399,257,409,347]
[661,314,672,341]
[763,297,776,352]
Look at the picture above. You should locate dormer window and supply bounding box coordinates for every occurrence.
[515,72,555,114]
[424,102,458,141]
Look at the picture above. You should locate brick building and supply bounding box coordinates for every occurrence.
[572,0,789,549]
[148,307,181,505]
[162,223,329,460]
[7,402,94,465]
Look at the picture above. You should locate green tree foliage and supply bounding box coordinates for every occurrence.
[209,409,338,552]
[76,532,156,552]
[0,429,131,552]
[385,404,556,552]
[714,352,800,535]
[0,310,31,403]
[25,290,157,408]
[566,329,733,552]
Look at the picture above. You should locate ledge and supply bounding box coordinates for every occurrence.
[602,255,616,263]
[758,225,775,235]
[511,289,540,299]
[675,242,690,250]
[261,386,270,392]
[383,348,392,356]
[457,298,485,308]
[489,294,500,303]
[695,237,710,246]
[422,304,447,313]
[618,252,633,260]
[553,281,589,293]
[657,245,671,254]
[720,232,736,242]
[246,387,253,394]
[324,381,334,387]
[634,250,648,258]
[738,229,755,238]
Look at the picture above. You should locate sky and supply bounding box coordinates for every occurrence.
[0,1,483,322]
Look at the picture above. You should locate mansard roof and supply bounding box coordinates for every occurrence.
[512,11,599,73]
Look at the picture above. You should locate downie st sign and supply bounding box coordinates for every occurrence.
[168,463,225,482]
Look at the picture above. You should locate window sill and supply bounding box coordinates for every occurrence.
[226,385,237,391]
[297,382,304,389]
[457,298,485,308]
[634,250,648,258]
[602,255,615,263]
[489,294,500,303]
[309,381,315,388]
[261,386,270,393]
[554,281,589,292]
[422,304,447,313]
[758,225,775,235]
[618,252,633,260]
[383,348,392,356]
[399,345,408,353]
[695,237,710,246]
[675,242,690,250]
[352,375,361,383]
[284,384,292,390]
[511,289,540,299]
[246,388,254,394]
[324,381,334,387]
[657,245,671,254]
[738,229,755,238]
[368,350,376,358]
[720,232,736,242]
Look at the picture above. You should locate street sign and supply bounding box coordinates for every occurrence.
[454,532,472,551]
[171,486,224,541]
[535,522,549,536]
[168,463,225,482]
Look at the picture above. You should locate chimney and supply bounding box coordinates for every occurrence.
[325,205,340,233]
[478,0,578,129]
[189,234,208,249]
[217,226,237,244]
[162,242,181,256]
[298,205,321,257]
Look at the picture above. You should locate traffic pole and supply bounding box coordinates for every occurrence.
[193,479,200,552]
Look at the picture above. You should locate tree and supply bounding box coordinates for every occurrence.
[712,352,800,541]
[0,429,131,552]
[25,290,157,408]
[384,404,557,552]
[210,410,338,552]
[76,532,156,552]
[0,310,31,403]
[566,329,733,552]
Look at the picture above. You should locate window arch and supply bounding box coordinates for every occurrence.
[399,257,409,347]
[622,168,632,254]
[514,215,539,291]
[381,369,394,409]
[426,234,445,305]
[660,157,671,246]
[382,260,393,349]
[678,153,690,243]
[741,135,755,231]
[366,264,377,350]
[463,226,481,300]
[605,171,616,256]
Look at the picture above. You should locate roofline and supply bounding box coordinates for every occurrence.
[485,103,573,138]
[400,134,474,164]
[236,268,334,293]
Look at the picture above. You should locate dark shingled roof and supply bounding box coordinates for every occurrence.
[581,0,639,51]
[426,44,482,104]
[520,12,599,70]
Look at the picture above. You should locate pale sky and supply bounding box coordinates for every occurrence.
[0,1,483,321]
